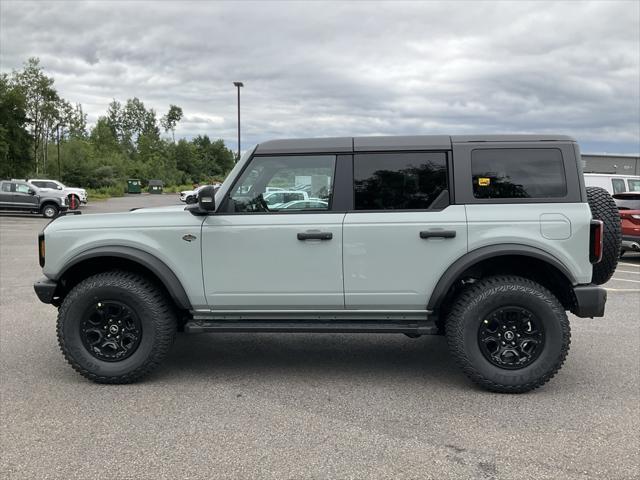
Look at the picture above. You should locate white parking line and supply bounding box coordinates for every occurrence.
[619,262,640,268]
[605,287,640,292]
[616,270,640,274]
[608,277,640,283]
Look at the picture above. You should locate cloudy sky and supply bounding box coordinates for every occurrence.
[1,0,639,154]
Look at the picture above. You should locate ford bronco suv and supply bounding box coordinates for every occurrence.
[34,135,621,392]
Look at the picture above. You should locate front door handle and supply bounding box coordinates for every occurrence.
[420,230,456,239]
[297,231,333,241]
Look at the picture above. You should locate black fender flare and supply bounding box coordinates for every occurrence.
[427,244,577,311]
[53,246,192,309]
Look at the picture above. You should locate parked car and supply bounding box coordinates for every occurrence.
[181,185,221,204]
[179,188,194,202]
[27,179,87,210]
[263,190,309,208]
[584,173,640,195]
[34,134,620,392]
[278,199,329,210]
[180,184,221,203]
[0,180,69,218]
[613,192,640,255]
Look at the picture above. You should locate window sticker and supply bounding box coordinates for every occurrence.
[478,177,491,187]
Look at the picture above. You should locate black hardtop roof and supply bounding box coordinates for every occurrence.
[254,134,576,154]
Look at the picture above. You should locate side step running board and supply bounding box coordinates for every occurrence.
[184,320,439,335]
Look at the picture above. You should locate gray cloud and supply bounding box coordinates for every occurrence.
[1,0,638,153]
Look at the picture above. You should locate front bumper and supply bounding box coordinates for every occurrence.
[572,284,607,318]
[34,276,57,304]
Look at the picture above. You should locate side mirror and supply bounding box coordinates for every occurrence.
[187,185,216,215]
[198,186,217,212]
[57,186,63,190]
[28,188,36,195]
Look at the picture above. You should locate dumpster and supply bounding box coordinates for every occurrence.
[148,179,164,194]
[127,179,142,194]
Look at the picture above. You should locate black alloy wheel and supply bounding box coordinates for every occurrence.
[445,275,570,393]
[80,300,142,362]
[477,307,545,370]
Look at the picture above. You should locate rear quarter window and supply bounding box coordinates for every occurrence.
[472,148,567,199]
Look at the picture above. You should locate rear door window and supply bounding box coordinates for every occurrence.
[353,152,448,210]
[472,148,567,199]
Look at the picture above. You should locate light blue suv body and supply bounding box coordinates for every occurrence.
[34,135,613,392]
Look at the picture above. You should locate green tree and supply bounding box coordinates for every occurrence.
[0,74,32,178]
[12,57,59,174]
[160,104,183,143]
[192,135,235,180]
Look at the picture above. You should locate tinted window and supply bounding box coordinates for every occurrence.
[612,179,626,194]
[354,152,447,210]
[229,155,335,212]
[1,183,11,192]
[31,181,46,188]
[472,149,566,199]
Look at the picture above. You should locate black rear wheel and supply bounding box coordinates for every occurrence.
[446,275,570,393]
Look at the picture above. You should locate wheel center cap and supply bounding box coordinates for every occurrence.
[504,331,515,341]
[109,325,119,334]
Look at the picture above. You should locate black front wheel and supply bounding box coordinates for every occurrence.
[57,271,177,383]
[446,275,570,393]
[41,204,59,218]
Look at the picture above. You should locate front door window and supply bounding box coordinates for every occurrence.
[228,155,335,212]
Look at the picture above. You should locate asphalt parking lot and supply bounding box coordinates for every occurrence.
[1,195,638,479]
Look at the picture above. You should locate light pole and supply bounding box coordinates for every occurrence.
[233,81,244,161]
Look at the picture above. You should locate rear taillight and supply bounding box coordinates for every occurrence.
[589,220,603,264]
[38,233,45,267]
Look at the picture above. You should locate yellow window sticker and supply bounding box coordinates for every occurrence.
[478,177,491,187]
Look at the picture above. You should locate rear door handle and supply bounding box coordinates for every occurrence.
[420,230,456,239]
[297,231,333,241]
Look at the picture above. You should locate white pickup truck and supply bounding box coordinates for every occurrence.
[28,179,87,209]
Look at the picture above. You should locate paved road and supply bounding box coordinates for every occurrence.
[1,196,638,479]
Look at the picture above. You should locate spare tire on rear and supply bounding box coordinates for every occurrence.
[586,186,621,285]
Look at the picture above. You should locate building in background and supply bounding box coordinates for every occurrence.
[582,154,639,175]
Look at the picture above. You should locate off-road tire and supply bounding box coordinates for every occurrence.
[586,186,621,285]
[41,203,59,218]
[445,275,570,393]
[57,271,177,383]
